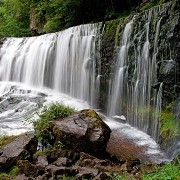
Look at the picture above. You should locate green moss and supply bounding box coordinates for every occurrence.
[0,166,20,180]
[33,149,48,160]
[82,109,103,127]
[0,135,23,149]
[160,112,180,139]
[9,166,20,176]
[104,19,119,44]
[142,163,180,180]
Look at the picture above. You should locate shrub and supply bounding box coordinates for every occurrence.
[0,166,20,179]
[160,112,180,139]
[32,103,76,146]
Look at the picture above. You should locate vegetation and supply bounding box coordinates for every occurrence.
[32,103,76,145]
[142,163,180,180]
[111,163,180,180]
[0,0,31,38]
[0,135,21,148]
[0,0,172,37]
[0,166,20,180]
[160,111,180,139]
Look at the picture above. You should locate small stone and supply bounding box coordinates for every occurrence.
[15,174,29,180]
[17,160,38,177]
[46,164,71,177]
[93,172,113,180]
[53,157,69,166]
[36,155,48,166]
[76,167,99,179]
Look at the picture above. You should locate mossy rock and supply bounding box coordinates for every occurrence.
[53,109,111,158]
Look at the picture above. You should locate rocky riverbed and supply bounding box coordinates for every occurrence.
[1,109,175,180]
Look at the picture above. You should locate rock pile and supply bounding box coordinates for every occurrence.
[0,109,144,179]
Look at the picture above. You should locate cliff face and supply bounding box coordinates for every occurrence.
[97,0,179,157]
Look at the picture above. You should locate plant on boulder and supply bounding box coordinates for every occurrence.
[32,103,76,148]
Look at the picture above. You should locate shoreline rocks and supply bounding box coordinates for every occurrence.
[0,134,37,171]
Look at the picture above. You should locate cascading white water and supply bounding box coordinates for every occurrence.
[0,1,178,161]
[0,24,100,107]
[152,82,163,140]
[108,19,134,117]
[108,5,168,141]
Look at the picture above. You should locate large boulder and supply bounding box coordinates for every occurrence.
[53,109,111,157]
[0,134,37,171]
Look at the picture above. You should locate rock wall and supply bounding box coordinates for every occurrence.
[97,0,179,156]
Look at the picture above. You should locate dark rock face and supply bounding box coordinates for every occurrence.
[17,160,39,177]
[0,130,153,179]
[53,109,111,157]
[0,134,37,171]
[16,148,142,179]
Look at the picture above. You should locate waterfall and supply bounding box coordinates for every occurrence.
[107,3,170,140]
[108,20,134,117]
[0,1,179,158]
[153,83,163,141]
[0,24,100,107]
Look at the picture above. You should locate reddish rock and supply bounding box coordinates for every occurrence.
[107,130,150,162]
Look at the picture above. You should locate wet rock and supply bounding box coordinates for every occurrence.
[36,175,47,180]
[53,109,111,157]
[36,155,48,166]
[93,172,113,180]
[53,157,70,166]
[127,159,141,168]
[0,134,37,171]
[46,149,79,164]
[17,160,38,177]
[36,172,51,180]
[125,159,141,174]
[45,164,72,178]
[15,174,29,180]
[79,152,112,167]
[76,167,99,179]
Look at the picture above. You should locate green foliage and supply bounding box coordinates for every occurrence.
[0,166,20,180]
[9,166,20,176]
[0,0,172,37]
[113,173,126,180]
[139,1,157,11]
[142,163,180,180]
[0,0,31,38]
[0,135,21,148]
[32,103,76,143]
[33,149,49,160]
[160,112,180,139]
